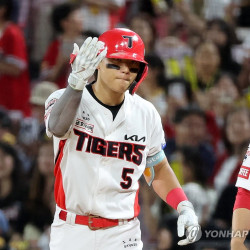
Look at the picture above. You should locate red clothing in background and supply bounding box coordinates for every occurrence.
[42,39,70,89]
[0,23,30,116]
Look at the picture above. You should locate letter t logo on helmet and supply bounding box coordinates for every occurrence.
[98,28,148,95]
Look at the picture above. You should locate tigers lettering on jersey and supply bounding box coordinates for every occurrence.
[74,129,146,165]
[238,166,250,180]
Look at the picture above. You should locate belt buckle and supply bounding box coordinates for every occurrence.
[88,215,102,231]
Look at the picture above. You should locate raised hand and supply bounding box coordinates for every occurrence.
[68,37,107,90]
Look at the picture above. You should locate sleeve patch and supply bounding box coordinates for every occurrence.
[45,98,57,111]
[146,150,165,167]
[144,150,165,186]
[238,166,250,180]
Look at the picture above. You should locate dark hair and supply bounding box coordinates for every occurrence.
[0,0,13,20]
[129,12,157,46]
[144,53,167,87]
[174,106,206,124]
[0,107,12,129]
[178,146,208,184]
[206,18,241,73]
[51,3,79,33]
[165,77,193,102]
[0,142,24,191]
[145,53,165,70]
[83,29,100,38]
[223,107,250,153]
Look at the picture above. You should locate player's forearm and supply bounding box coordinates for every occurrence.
[152,158,181,201]
[231,238,247,250]
[48,86,82,137]
[232,208,250,232]
[231,208,250,250]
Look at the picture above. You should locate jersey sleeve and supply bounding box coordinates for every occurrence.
[235,143,250,191]
[44,89,67,138]
[234,187,250,210]
[147,105,166,157]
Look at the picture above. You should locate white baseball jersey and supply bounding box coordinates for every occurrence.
[45,87,165,220]
[236,143,250,191]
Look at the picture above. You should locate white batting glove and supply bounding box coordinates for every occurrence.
[68,37,107,91]
[177,200,200,246]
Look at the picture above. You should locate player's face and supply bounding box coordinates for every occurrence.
[64,9,83,34]
[97,58,140,93]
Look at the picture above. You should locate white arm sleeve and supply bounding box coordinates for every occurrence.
[44,89,69,138]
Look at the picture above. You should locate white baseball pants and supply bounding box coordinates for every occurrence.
[49,206,143,250]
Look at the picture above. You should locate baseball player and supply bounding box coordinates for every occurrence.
[45,28,200,250]
[232,143,250,250]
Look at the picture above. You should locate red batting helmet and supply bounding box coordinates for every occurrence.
[98,28,148,94]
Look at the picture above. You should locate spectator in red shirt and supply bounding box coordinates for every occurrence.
[40,3,84,89]
[0,0,30,117]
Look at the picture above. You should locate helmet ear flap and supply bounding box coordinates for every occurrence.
[129,64,148,95]
[129,81,137,95]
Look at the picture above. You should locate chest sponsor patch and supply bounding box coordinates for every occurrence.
[238,166,250,179]
[75,118,94,133]
[45,98,57,111]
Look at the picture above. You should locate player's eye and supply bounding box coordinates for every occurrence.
[106,63,120,70]
[130,68,139,73]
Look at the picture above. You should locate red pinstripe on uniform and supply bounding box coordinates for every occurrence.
[134,183,140,217]
[54,140,67,210]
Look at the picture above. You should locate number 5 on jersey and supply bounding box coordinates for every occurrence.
[120,168,134,189]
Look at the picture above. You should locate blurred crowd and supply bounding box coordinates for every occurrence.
[0,0,250,249]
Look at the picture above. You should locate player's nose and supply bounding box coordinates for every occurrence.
[120,63,130,73]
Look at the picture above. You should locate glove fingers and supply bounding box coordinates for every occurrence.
[84,37,98,59]
[178,238,190,246]
[87,46,99,61]
[186,225,200,243]
[79,37,93,54]
[77,48,106,74]
[91,41,105,59]
[89,43,102,60]
[92,48,107,68]
[73,43,80,54]
[177,226,200,246]
[96,41,105,50]
[177,215,187,237]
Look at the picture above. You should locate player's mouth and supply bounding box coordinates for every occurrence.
[116,77,130,81]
